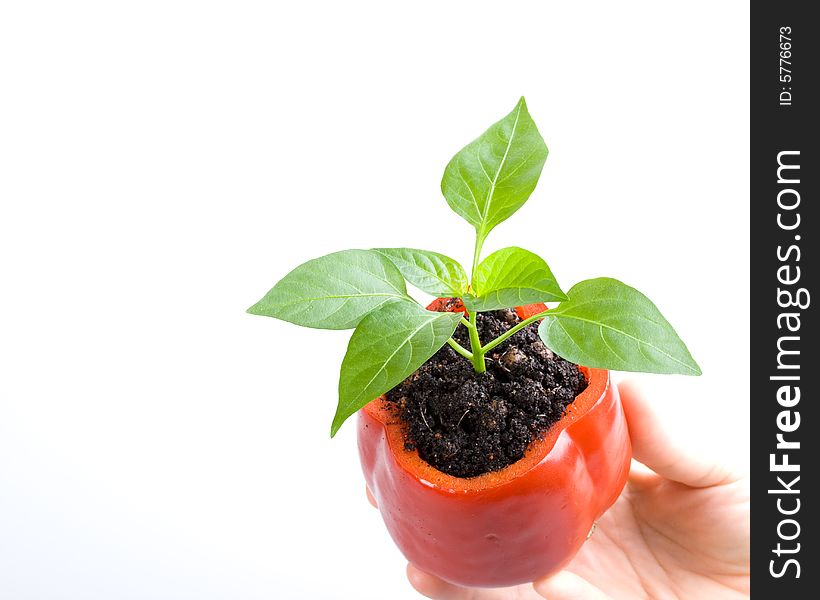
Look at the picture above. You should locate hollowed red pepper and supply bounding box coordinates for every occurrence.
[357,301,632,588]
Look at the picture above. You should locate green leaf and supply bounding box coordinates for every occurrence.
[374,248,469,297]
[247,249,408,330]
[332,300,461,436]
[538,278,701,375]
[463,246,566,312]
[441,97,548,240]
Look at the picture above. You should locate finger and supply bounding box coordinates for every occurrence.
[365,486,377,508]
[533,571,612,600]
[406,564,473,600]
[406,564,529,600]
[618,380,739,488]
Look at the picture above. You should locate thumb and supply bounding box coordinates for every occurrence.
[619,380,738,488]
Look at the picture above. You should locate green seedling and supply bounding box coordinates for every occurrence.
[248,97,701,436]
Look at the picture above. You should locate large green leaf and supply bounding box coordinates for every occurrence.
[247,249,408,330]
[440,97,548,240]
[463,246,566,312]
[332,300,461,436]
[538,278,701,375]
[374,248,468,297]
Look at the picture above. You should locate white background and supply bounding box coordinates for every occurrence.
[1,2,749,599]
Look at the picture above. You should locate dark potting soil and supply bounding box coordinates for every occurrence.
[384,306,588,478]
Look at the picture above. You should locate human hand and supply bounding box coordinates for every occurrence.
[368,381,750,600]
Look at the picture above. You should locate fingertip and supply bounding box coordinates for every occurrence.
[617,379,656,460]
[534,571,610,600]
[616,379,649,418]
[365,486,377,508]
[406,564,447,599]
[406,563,428,590]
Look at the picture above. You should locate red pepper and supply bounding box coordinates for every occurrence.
[357,300,632,588]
